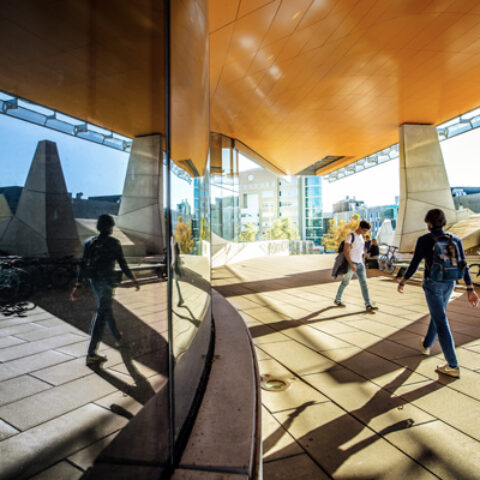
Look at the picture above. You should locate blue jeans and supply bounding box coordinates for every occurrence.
[335,262,372,306]
[423,278,457,368]
[88,279,121,355]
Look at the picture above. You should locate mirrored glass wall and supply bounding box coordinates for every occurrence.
[0,0,210,476]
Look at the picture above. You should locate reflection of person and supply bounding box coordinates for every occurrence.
[173,241,185,307]
[71,214,140,366]
[398,209,480,378]
[334,220,378,312]
[366,238,380,268]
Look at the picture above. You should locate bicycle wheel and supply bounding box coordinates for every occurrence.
[386,255,397,274]
[378,255,387,271]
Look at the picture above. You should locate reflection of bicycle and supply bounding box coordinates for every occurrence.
[379,246,399,274]
[0,259,35,313]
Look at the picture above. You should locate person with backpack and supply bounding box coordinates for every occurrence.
[71,214,140,366]
[398,208,480,378]
[334,220,378,313]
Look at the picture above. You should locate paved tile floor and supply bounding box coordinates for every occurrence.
[0,282,168,479]
[213,255,480,480]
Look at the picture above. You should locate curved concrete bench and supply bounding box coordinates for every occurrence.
[85,290,261,479]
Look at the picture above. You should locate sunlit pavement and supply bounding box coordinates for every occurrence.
[0,283,168,479]
[213,255,480,480]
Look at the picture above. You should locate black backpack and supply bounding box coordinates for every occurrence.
[85,236,114,276]
[338,233,355,253]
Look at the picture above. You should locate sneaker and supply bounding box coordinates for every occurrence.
[366,305,378,313]
[86,353,107,365]
[419,338,430,355]
[334,300,346,307]
[436,363,460,378]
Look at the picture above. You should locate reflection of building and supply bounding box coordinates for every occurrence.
[237,170,324,244]
[72,193,120,218]
[451,186,480,213]
[302,177,323,245]
[240,168,278,236]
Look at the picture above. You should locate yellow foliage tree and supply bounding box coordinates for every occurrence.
[175,216,194,254]
[238,222,258,242]
[321,214,361,252]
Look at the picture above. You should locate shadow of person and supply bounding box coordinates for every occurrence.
[88,344,157,405]
[35,287,169,378]
[263,367,445,476]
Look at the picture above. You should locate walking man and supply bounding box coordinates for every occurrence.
[398,209,479,378]
[71,214,140,366]
[334,220,378,312]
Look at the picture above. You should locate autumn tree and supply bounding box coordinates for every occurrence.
[322,214,361,252]
[267,217,300,240]
[238,222,258,242]
[175,216,194,253]
[199,216,210,242]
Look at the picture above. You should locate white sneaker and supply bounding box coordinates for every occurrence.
[419,338,430,355]
[436,363,460,378]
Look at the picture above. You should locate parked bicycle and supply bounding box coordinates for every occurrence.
[378,245,399,274]
[0,258,35,315]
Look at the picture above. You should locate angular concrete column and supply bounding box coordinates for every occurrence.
[117,135,165,254]
[0,194,13,240]
[394,124,457,252]
[0,141,82,257]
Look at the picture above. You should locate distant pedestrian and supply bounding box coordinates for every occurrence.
[71,214,140,366]
[334,220,378,312]
[398,209,479,378]
[366,238,380,269]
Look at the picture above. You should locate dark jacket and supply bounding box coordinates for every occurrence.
[77,234,134,285]
[403,228,472,284]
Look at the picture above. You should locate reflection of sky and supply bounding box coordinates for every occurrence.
[0,115,128,197]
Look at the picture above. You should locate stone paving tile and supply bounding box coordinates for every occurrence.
[396,355,480,400]
[31,357,97,386]
[0,418,19,441]
[406,386,480,441]
[385,420,480,480]
[0,373,118,430]
[68,432,119,470]
[0,403,127,480]
[0,375,52,406]
[0,335,25,348]
[284,325,353,351]
[258,359,328,413]
[307,318,358,335]
[274,402,437,479]
[263,453,329,479]
[0,323,44,338]
[0,333,84,362]
[14,324,88,342]
[0,350,73,382]
[261,406,303,462]
[55,340,107,357]
[0,316,42,330]
[258,341,339,376]
[30,460,83,479]
[304,368,435,433]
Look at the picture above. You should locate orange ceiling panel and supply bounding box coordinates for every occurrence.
[210,0,480,175]
[0,0,479,178]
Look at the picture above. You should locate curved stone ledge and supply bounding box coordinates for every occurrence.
[85,290,261,479]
